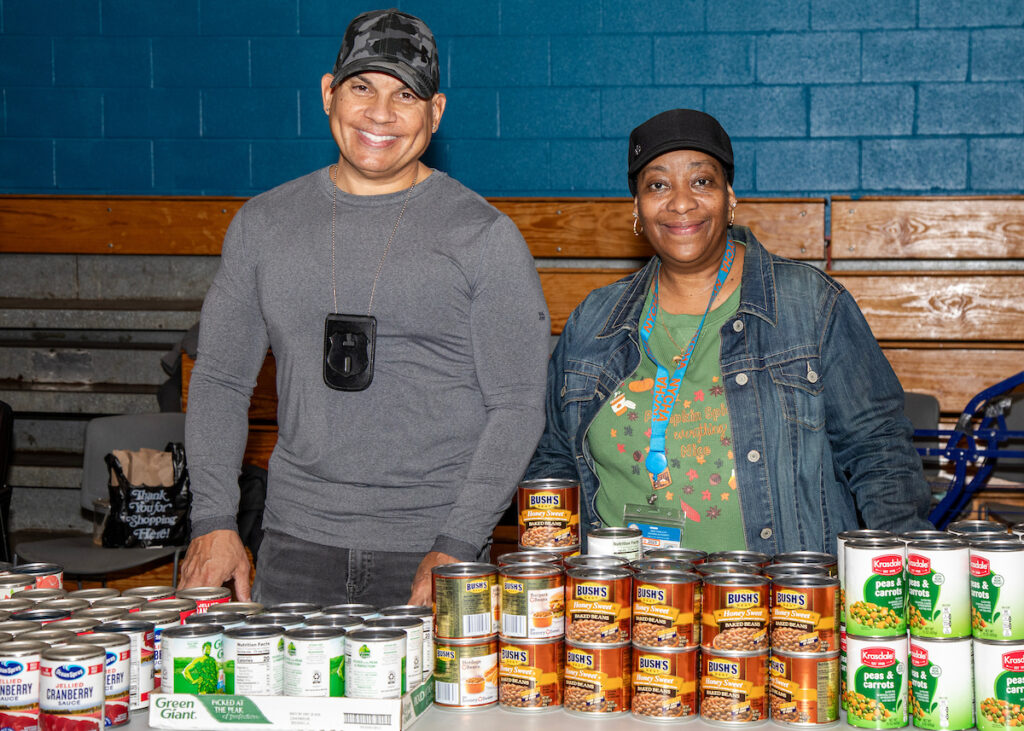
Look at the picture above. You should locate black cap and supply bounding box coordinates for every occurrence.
[627,109,734,195]
[330,9,439,99]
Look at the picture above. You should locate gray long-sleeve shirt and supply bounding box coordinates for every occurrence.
[186,167,550,560]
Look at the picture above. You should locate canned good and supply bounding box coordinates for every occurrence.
[51,617,102,635]
[365,616,423,690]
[563,554,629,570]
[566,567,632,643]
[1012,523,1024,540]
[844,537,906,637]
[283,627,345,697]
[95,619,155,710]
[899,530,952,544]
[709,551,772,567]
[0,632,11,644]
[38,598,89,614]
[224,625,284,695]
[696,561,762,577]
[631,644,698,720]
[646,548,708,564]
[66,587,120,605]
[840,628,847,711]
[149,597,198,623]
[906,538,971,638]
[702,573,769,652]
[770,575,840,653]
[187,612,246,630]
[75,606,129,623]
[844,633,909,728]
[78,632,132,727]
[305,614,364,631]
[122,585,176,602]
[495,551,563,567]
[14,564,63,591]
[630,558,694,573]
[632,570,699,648]
[0,574,35,599]
[518,478,580,549]
[432,563,498,639]
[0,639,48,729]
[433,634,497,709]
[772,552,838,576]
[769,650,839,725]
[764,564,831,581]
[94,596,147,614]
[14,589,66,604]
[134,607,181,689]
[837,529,894,624]
[499,564,564,640]
[0,599,34,614]
[264,602,321,618]
[949,520,1006,536]
[909,637,974,730]
[379,605,433,683]
[564,640,631,715]
[322,604,378,620]
[12,608,70,625]
[39,644,105,729]
[206,601,264,617]
[18,627,77,646]
[176,587,231,613]
[160,625,224,694]
[245,612,306,631]
[528,544,581,561]
[498,636,563,711]
[0,620,41,636]
[970,538,1024,641]
[588,527,642,562]
[700,647,769,724]
[346,628,407,699]
[975,638,1024,731]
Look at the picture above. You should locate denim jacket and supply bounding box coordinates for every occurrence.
[525,227,932,554]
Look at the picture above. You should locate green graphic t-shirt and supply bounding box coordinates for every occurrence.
[589,283,746,553]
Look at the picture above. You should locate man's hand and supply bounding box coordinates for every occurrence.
[179,530,252,600]
[408,551,460,606]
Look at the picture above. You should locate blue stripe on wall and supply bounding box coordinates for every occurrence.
[1,0,1021,197]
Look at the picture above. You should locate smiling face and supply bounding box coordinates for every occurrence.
[321,71,446,194]
[633,149,737,274]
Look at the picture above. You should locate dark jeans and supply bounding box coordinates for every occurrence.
[252,529,426,608]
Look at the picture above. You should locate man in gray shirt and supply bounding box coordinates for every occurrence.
[179,9,549,607]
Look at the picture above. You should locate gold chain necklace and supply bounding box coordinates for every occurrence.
[659,315,698,368]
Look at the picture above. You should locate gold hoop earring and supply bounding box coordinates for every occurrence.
[633,214,642,237]
[728,205,736,227]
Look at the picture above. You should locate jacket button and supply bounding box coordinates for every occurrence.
[560,385,567,397]
[760,527,773,540]
[732,320,744,333]
[807,370,819,383]
[747,450,761,463]
[735,373,748,386]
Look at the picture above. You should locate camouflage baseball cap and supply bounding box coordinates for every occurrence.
[330,9,439,99]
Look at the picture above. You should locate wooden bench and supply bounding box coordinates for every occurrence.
[3,194,1023,546]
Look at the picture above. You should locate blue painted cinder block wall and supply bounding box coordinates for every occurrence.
[1,0,1022,197]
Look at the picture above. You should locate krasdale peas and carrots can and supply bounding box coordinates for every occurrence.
[843,537,906,637]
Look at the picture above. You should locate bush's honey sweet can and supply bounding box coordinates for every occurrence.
[517,478,580,550]
[772,552,838,576]
[564,640,631,716]
[433,634,498,709]
[566,567,632,644]
[906,538,970,638]
[631,644,698,721]
[768,650,839,725]
[433,563,499,640]
[702,573,769,652]
[909,636,974,730]
[632,570,699,649]
[700,646,769,724]
[498,636,563,712]
[770,574,840,654]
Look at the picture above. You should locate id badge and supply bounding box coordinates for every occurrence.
[624,503,684,554]
[323,313,376,391]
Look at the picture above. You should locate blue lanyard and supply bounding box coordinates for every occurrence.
[640,239,737,479]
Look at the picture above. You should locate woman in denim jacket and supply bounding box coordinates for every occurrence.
[524,109,932,555]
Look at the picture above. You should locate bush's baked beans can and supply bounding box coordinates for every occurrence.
[14,564,63,591]
[149,597,198,623]
[323,604,379,621]
[433,563,499,640]
[160,624,224,694]
[647,548,708,564]
[14,589,66,604]
[709,551,772,568]
[0,574,35,599]
[588,527,642,562]
[906,538,971,638]
[134,607,181,690]
[975,638,1024,731]
[499,564,564,640]
[380,605,432,683]
[283,627,345,697]
[970,537,1024,641]
[75,606,129,623]
[0,639,48,729]
[631,644,698,720]
[564,554,629,570]
[224,625,284,696]
[517,478,580,550]
[844,633,908,728]
[768,650,839,725]
[77,631,132,727]
[844,537,906,637]
[498,636,563,711]
[365,617,423,690]
[770,575,840,654]
[0,620,41,637]
[772,552,838,576]
[207,601,264,617]
[122,585,175,602]
[949,520,1006,537]
[566,567,632,644]
[433,634,497,709]
[176,586,231,613]
[700,647,768,724]
[496,551,563,567]
[632,570,699,649]
[764,564,831,581]
[67,587,120,605]
[837,529,894,625]
[39,644,105,729]
[702,573,770,652]
[908,637,974,730]
[94,595,147,614]
[564,640,631,715]
[95,619,155,710]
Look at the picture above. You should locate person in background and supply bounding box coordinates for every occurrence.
[180,9,549,606]
[525,109,931,555]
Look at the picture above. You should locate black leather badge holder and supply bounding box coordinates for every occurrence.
[323,314,376,391]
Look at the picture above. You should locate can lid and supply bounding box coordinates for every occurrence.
[431,562,497,578]
[226,625,284,639]
[379,605,431,618]
[306,615,364,629]
[968,536,1024,550]
[769,573,839,590]
[94,619,157,633]
[564,554,629,570]
[495,551,562,566]
[906,538,966,550]
[645,548,708,563]
[518,478,578,490]
[285,626,346,640]
[76,631,131,646]
[702,572,769,588]
[246,612,304,626]
[565,566,632,581]
[41,643,105,661]
[771,551,836,565]
[707,550,770,565]
[0,639,50,654]
[264,602,322,615]
[207,601,264,615]
[133,608,182,624]
[694,561,761,577]
[763,563,831,579]
[898,530,950,543]
[588,526,642,539]
[837,529,893,542]
[633,569,700,585]
[845,536,904,549]
[364,616,421,630]
[499,564,563,579]
[187,612,243,626]
[162,624,225,639]
[629,558,694,573]
[346,628,406,642]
